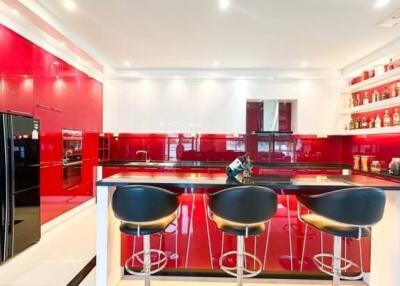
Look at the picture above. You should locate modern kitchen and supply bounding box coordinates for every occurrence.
[0,1,400,286]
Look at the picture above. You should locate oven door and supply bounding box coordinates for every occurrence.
[62,161,82,190]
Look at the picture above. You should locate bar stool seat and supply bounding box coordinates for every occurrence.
[112,185,180,286]
[297,187,386,286]
[120,212,177,236]
[301,213,370,238]
[208,186,277,286]
[212,214,265,236]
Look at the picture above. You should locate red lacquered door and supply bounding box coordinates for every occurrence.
[0,25,34,76]
[0,25,34,114]
[33,45,63,130]
[1,75,34,115]
[61,64,83,130]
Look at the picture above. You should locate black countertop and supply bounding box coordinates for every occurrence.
[100,160,349,170]
[97,171,400,193]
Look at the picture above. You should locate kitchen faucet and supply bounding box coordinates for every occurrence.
[136,150,150,162]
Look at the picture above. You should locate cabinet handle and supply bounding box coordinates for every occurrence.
[51,107,63,113]
[65,185,79,191]
[36,104,50,109]
[7,110,31,116]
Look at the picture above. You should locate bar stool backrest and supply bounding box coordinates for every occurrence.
[209,186,277,224]
[298,187,386,226]
[112,185,179,223]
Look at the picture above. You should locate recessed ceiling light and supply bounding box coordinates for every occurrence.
[63,0,76,11]
[59,42,65,48]
[11,9,19,15]
[301,61,309,68]
[213,61,219,67]
[124,61,131,67]
[375,0,390,8]
[219,0,230,10]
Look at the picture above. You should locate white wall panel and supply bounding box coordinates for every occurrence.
[103,77,344,135]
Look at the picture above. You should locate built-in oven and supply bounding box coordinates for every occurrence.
[62,129,83,190]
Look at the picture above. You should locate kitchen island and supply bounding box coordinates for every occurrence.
[96,167,400,286]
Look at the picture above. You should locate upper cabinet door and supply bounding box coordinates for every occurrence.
[0,25,34,76]
[0,25,34,115]
[1,75,34,115]
[60,62,82,130]
[33,46,63,131]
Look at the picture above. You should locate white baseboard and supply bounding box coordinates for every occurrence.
[41,198,96,235]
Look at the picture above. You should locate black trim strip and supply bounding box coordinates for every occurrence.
[66,256,96,286]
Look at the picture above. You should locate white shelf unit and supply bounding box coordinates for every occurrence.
[342,68,400,94]
[341,96,400,115]
[341,126,400,136]
[335,67,400,136]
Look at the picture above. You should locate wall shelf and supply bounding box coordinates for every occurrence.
[341,96,400,114]
[341,126,400,136]
[342,68,400,94]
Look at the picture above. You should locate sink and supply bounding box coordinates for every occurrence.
[291,178,351,186]
[158,162,175,167]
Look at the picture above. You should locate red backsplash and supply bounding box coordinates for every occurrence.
[109,133,342,164]
[341,134,400,169]
[109,133,400,166]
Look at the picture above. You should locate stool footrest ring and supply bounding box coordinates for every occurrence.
[219,250,262,278]
[125,249,167,276]
[313,253,363,281]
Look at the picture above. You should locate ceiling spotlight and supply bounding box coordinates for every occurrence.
[219,0,230,10]
[124,61,131,67]
[11,9,19,16]
[59,42,66,48]
[301,61,309,68]
[63,0,76,11]
[213,61,219,67]
[375,0,390,8]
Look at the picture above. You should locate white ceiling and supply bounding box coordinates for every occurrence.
[32,0,400,70]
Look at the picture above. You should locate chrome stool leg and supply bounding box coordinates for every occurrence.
[124,234,168,285]
[237,235,244,286]
[219,235,262,285]
[144,235,151,286]
[332,236,341,286]
[313,235,363,285]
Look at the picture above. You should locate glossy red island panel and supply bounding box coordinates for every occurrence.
[120,194,370,276]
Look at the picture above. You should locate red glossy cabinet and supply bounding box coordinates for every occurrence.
[0,25,34,115]
[1,75,34,115]
[33,45,64,131]
[1,24,103,223]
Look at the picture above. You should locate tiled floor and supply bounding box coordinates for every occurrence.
[0,204,96,286]
[80,271,366,286]
[117,278,366,286]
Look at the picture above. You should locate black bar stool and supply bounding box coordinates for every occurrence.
[207,186,277,286]
[297,187,386,286]
[112,185,180,286]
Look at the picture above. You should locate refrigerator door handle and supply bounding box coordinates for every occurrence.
[8,116,15,256]
[1,115,10,260]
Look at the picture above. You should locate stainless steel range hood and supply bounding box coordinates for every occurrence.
[263,100,279,132]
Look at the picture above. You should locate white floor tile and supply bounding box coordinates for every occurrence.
[0,205,96,286]
[118,277,366,286]
[79,268,96,286]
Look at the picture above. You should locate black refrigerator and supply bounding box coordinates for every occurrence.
[0,113,40,263]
